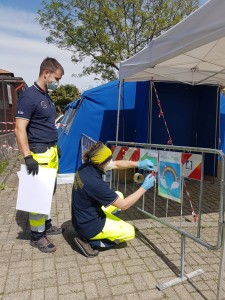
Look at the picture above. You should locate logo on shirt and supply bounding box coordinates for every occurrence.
[73,171,84,190]
[17,110,24,115]
[41,101,47,109]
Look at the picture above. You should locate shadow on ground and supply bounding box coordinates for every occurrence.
[15,210,30,240]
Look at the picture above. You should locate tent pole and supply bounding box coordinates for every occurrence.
[116,80,122,143]
[213,86,220,181]
[149,81,153,144]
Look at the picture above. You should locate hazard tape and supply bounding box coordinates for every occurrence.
[0,129,14,133]
[0,144,19,151]
[152,81,173,145]
[111,146,140,161]
[0,122,15,125]
[152,80,197,222]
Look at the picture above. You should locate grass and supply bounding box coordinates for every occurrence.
[0,161,9,174]
[0,184,5,191]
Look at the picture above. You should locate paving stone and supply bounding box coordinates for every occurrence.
[59,293,85,300]
[18,274,32,291]
[81,271,105,282]
[58,283,83,295]
[44,287,58,300]
[2,290,31,300]
[31,288,44,300]
[83,281,99,299]
[102,262,116,277]
[111,282,136,296]
[96,279,112,298]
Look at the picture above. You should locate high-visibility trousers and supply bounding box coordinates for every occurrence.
[90,191,135,242]
[29,146,58,232]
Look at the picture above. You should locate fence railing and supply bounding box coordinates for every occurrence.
[106,141,225,299]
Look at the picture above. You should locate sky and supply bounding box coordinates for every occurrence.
[0,0,207,92]
[0,0,98,92]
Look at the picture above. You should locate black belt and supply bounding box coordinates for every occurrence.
[29,142,57,154]
[29,142,57,147]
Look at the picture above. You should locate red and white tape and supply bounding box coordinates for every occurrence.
[0,122,15,125]
[111,146,140,161]
[0,144,19,151]
[0,129,14,133]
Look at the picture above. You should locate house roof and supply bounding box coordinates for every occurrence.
[0,69,14,77]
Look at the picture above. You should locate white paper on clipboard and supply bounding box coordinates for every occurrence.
[16,164,56,215]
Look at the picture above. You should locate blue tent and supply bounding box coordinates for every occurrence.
[57,80,219,183]
[57,80,136,182]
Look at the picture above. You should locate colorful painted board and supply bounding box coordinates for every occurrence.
[140,149,158,172]
[158,151,182,203]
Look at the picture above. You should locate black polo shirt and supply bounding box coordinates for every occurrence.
[72,163,118,239]
[15,83,57,144]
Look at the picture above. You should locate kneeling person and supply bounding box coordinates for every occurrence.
[72,141,155,257]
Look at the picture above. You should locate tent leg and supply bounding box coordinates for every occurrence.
[217,223,225,300]
[116,81,123,142]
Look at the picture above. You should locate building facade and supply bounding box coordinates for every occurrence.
[0,69,27,135]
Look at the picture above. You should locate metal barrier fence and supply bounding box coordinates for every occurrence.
[106,141,225,299]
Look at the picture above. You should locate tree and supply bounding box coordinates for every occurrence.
[50,84,80,113]
[38,0,198,81]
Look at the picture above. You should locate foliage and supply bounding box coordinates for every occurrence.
[50,84,80,112]
[0,161,8,175]
[0,184,5,191]
[38,0,198,81]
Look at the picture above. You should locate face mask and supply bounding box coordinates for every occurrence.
[47,80,59,91]
[104,159,113,172]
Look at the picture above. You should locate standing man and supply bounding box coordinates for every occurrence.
[15,57,64,253]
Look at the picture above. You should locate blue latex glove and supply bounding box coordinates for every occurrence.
[138,159,154,171]
[141,174,155,191]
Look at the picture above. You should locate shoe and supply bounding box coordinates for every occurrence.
[89,239,116,249]
[74,236,99,258]
[30,236,56,253]
[46,225,64,235]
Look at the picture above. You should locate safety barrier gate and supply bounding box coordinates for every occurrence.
[106,141,225,300]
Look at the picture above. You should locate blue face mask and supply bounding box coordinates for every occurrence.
[47,80,59,91]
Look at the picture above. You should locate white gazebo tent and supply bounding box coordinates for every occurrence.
[117,0,225,143]
[119,0,225,86]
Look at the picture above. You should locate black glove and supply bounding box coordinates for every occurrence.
[57,145,61,159]
[24,155,39,175]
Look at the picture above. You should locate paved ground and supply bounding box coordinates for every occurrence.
[0,159,225,300]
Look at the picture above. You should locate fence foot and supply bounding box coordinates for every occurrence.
[156,269,204,291]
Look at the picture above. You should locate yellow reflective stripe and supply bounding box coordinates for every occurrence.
[31,146,58,170]
[29,217,45,227]
[30,212,39,216]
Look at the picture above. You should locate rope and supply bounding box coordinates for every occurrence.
[152,80,197,222]
[151,81,173,145]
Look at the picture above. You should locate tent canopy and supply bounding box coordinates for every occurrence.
[119,0,225,86]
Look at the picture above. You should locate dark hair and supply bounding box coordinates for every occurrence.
[39,57,64,76]
[82,141,103,162]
